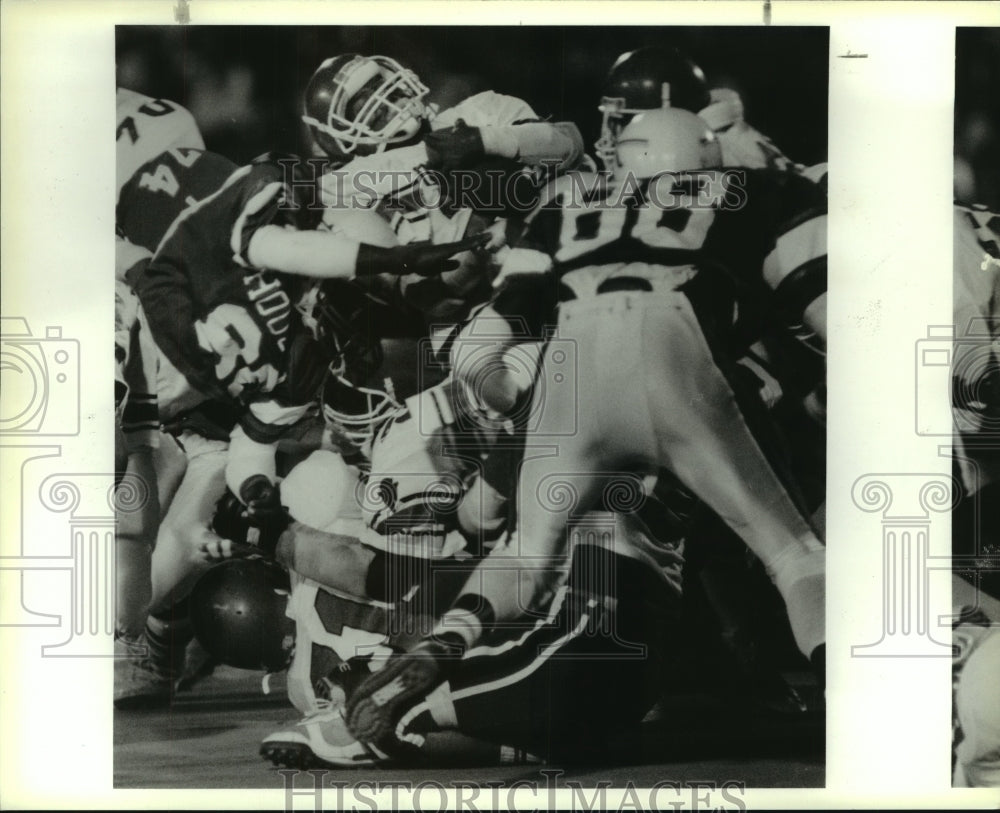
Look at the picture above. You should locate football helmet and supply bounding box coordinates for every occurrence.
[614,108,722,180]
[189,558,295,673]
[321,368,401,456]
[596,46,712,170]
[297,277,400,456]
[302,54,429,161]
[297,278,385,381]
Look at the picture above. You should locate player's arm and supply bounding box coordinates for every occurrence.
[224,399,317,536]
[701,88,799,172]
[129,243,230,403]
[275,522,376,595]
[426,91,585,173]
[245,225,488,279]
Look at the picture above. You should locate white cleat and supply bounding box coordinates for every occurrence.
[260,705,387,769]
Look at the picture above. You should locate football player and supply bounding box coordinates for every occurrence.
[114,88,205,648]
[255,367,515,768]
[343,107,827,756]
[114,146,482,708]
[303,54,585,323]
[594,46,800,174]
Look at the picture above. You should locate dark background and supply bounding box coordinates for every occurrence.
[116,26,829,167]
[955,27,1000,210]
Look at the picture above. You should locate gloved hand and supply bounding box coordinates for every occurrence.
[356,232,490,277]
[424,119,486,172]
[237,474,290,556]
[345,637,461,753]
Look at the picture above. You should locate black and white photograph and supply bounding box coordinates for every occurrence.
[6,2,1000,811]
[950,24,1000,790]
[111,24,828,790]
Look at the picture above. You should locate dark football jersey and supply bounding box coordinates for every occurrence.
[117,148,240,253]
[131,162,307,412]
[497,168,827,353]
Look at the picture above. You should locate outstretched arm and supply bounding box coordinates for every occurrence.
[247,225,488,279]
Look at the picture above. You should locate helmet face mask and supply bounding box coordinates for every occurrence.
[321,368,401,458]
[303,54,430,160]
[596,88,672,171]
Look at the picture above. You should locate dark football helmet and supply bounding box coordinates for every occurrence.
[302,54,429,162]
[189,557,295,673]
[296,278,401,456]
[596,46,712,169]
[297,278,385,381]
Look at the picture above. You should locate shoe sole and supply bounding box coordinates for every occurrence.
[260,740,376,769]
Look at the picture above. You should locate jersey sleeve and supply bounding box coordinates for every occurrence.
[116,149,239,253]
[760,172,828,334]
[433,91,538,129]
[230,164,290,268]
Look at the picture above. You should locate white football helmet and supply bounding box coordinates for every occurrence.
[614,108,722,180]
[302,54,429,160]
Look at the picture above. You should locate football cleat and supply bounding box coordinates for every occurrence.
[345,643,446,750]
[260,705,387,769]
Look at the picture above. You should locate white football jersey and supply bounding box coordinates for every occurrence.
[116,88,204,201]
[358,385,470,560]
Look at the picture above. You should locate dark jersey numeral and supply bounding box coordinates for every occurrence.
[116,116,138,144]
[137,99,177,117]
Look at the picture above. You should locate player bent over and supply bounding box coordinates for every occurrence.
[115,152,481,708]
[344,108,827,757]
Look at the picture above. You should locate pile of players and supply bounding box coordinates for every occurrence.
[114,46,831,768]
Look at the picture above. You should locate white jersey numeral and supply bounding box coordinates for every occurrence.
[195,303,281,397]
[138,164,179,197]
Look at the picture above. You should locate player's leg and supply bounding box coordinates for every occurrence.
[116,430,228,708]
[115,447,159,638]
[148,430,229,613]
[115,298,192,650]
[639,294,825,661]
[450,307,645,625]
[380,545,676,763]
[345,306,662,747]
